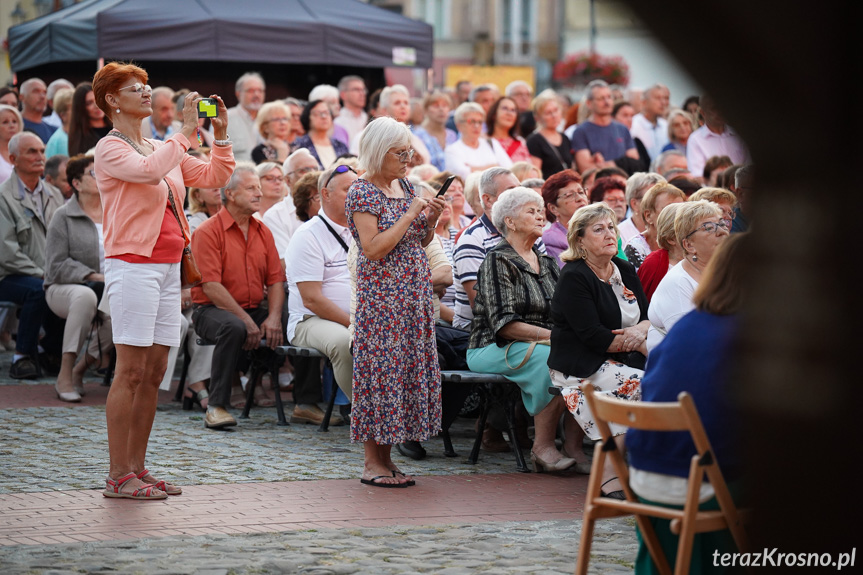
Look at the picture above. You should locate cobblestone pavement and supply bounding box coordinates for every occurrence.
[0,518,638,575]
[0,350,638,573]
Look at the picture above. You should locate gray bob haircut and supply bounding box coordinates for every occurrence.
[626,172,666,204]
[454,102,484,125]
[379,84,410,110]
[221,162,258,204]
[492,187,544,239]
[357,117,411,177]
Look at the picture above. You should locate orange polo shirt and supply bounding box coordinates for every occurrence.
[190,208,286,309]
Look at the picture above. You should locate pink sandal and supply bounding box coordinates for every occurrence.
[103,472,167,500]
[137,469,182,496]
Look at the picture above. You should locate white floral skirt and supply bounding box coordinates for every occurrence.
[550,360,644,440]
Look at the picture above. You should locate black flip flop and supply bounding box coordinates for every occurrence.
[392,470,416,487]
[360,475,408,488]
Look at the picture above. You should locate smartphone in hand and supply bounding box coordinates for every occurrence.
[436,175,456,197]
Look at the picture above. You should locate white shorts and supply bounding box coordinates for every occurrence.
[104,258,182,348]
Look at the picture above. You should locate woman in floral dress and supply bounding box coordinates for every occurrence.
[346,117,446,488]
[548,203,650,499]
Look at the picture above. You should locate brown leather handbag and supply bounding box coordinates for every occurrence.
[165,180,202,288]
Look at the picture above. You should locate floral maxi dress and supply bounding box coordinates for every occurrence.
[345,178,442,444]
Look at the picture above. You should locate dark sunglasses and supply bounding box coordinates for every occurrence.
[324,164,357,188]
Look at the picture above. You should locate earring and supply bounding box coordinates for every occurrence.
[692,254,698,262]
[116,108,121,114]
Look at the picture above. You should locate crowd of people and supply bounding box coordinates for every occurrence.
[0,65,752,534]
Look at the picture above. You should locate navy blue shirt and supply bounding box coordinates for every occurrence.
[626,310,741,480]
[23,119,57,144]
[570,120,635,161]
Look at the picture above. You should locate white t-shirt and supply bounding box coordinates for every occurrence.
[646,261,698,352]
[262,195,304,260]
[334,108,368,145]
[284,212,352,342]
[444,137,513,181]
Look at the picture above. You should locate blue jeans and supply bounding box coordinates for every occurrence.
[0,275,48,356]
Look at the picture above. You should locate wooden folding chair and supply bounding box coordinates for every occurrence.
[574,383,749,575]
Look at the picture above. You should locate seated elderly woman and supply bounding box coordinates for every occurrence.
[623,181,686,270]
[637,202,685,302]
[444,102,512,181]
[541,170,589,267]
[548,203,650,498]
[688,186,738,229]
[646,200,729,352]
[44,154,113,401]
[256,161,288,218]
[466,187,578,473]
[290,100,349,169]
[628,232,748,574]
[251,102,293,165]
[291,170,322,223]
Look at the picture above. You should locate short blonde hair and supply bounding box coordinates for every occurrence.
[561,203,619,263]
[688,186,738,209]
[531,89,559,118]
[51,88,75,118]
[0,104,24,137]
[357,117,411,178]
[255,101,291,139]
[511,161,541,182]
[674,200,723,247]
[655,202,685,250]
[641,182,686,221]
[463,172,482,212]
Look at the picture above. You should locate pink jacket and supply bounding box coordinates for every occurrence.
[94,132,235,258]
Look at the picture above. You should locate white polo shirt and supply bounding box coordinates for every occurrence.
[262,195,304,260]
[285,212,352,342]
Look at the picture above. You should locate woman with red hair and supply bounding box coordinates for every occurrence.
[541,169,589,267]
[92,62,235,500]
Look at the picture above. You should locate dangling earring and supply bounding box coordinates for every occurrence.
[692,254,698,262]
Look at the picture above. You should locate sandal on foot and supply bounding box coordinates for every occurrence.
[392,470,416,487]
[183,388,209,411]
[360,475,408,488]
[253,385,276,408]
[600,477,625,500]
[137,469,182,495]
[103,473,168,500]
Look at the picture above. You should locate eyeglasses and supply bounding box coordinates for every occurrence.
[267,117,290,123]
[462,119,483,127]
[311,111,331,119]
[118,82,152,95]
[389,149,415,163]
[498,106,518,114]
[287,166,316,177]
[87,169,97,178]
[685,219,729,239]
[261,175,286,183]
[558,188,586,202]
[346,87,368,94]
[324,164,358,188]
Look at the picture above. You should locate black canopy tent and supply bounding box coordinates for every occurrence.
[9,0,432,99]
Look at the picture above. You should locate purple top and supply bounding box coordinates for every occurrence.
[542,221,568,268]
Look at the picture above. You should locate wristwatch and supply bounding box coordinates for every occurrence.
[213,136,231,146]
